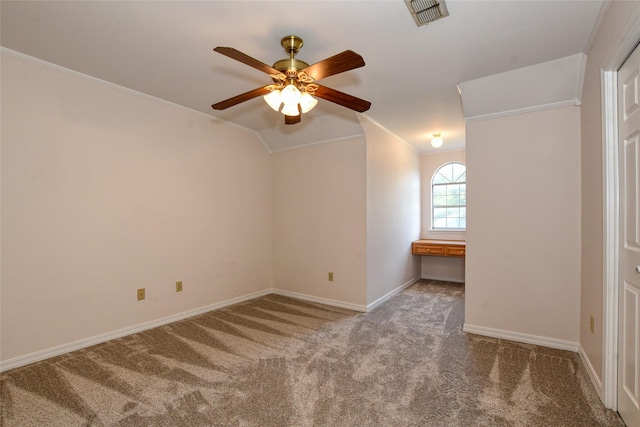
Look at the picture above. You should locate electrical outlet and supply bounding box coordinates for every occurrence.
[137,288,145,301]
[176,281,183,292]
[328,272,334,282]
[590,315,594,333]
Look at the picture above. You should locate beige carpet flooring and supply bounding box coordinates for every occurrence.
[0,280,625,426]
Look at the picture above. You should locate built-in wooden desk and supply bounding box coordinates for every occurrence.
[412,239,466,257]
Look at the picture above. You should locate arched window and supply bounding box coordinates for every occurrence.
[432,162,466,230]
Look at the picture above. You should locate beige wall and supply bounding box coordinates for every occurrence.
[271,137,368,306]
[360,117,421,305]
[465,106,581,343]
[419,150,466,282]
[580,0,640,383]
[1,52,273,362]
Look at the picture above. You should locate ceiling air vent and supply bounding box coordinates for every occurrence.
[405,0,449,27]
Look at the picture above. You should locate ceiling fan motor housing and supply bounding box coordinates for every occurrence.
[274,35,309,77]
[273,58,310,76]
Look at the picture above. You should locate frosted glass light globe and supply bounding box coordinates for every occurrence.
[263,90,282,111]
[280,84,301,105]
[281,103,300,116]
[299,92,318,113]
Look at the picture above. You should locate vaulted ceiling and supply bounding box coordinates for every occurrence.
[0,1,603,153]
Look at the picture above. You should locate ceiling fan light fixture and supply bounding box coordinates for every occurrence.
[299,92,318,113]
[431,133,443,148]
[280,84,301,105]
[211,35,371,125]
[263,90,282,111]
[281,103,300,116]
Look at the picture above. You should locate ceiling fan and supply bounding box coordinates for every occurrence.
[211,35,371,125]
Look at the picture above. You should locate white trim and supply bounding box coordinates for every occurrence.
[367,276,421,311]
[582,1,612,55]
[462,324,579,352]
[575,53,588,105]
[0,289,272,372]
[579,344,604,401]
[464,99,579,123]
[254,133,273,155]
[602,69,620,410]
[271,289,368,312]
[269,133,365,154]
[357,114,419,154]
[0,47,273,155]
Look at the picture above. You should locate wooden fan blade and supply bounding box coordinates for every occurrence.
[302,50,365,81]
[313,85,371,112]
[285,114,301,125]
[214,47,284,77]
[212,86,270,110]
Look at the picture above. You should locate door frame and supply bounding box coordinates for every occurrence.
[602,5,640,410]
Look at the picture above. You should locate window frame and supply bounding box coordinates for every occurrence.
[431,161,466,231]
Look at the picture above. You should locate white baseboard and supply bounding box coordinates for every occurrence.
[367,276,421,311]
[578,344,603,401]
[271,289,368,312]
[463,323,579,352]
[0,289,272,372]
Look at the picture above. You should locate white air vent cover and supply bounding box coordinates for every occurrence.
[405,0,449,27]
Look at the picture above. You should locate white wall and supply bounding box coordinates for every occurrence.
[360,116,421,306]
[465,106,581,344]
[271,137,368,308]
[1,52,273,362]
[419,150,466,282]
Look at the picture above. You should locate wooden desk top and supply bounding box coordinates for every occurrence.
[413,239,465,246]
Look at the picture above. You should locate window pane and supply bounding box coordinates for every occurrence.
[448,194,460,205]
[452,164,466,182]
[433,208,447,218]
[460,207,466,218]
[459,194,466,205]
[460,218,466,228]
[443,164,453,182]
[434,218,447,228]
[447,218,461,228]
[434,195,447,206]
[446,207,459,217]
[433,185,446,196]
[433,172,449,184]
[447,184,460,196]
[460,183,466,194]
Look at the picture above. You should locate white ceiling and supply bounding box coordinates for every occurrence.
[0,0,603,153]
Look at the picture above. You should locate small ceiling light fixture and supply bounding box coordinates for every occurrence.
[431,133,443,148]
